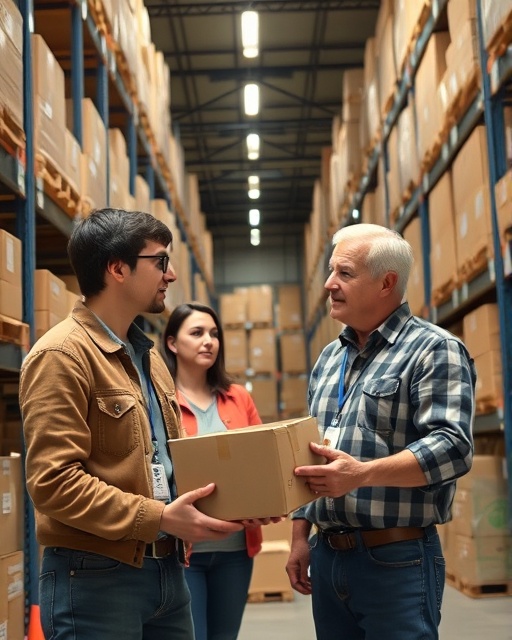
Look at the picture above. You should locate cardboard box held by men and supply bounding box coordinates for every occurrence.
[168,416,323,520]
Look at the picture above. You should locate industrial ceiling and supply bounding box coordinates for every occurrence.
[145,1,380,243]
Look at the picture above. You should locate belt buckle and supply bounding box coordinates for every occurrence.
[337,531,356,550]
[343,532,356,550]
[146,541,159,558]
[326,530,356,551]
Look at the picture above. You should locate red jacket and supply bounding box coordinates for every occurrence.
[177,384,263,557]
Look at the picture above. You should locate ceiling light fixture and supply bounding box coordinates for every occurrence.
[250,228,261,246]
[241,11,259,58]
[249,209,260,226]
[248,175,260,199]
[246,133,260,160]
[244,83,259,116]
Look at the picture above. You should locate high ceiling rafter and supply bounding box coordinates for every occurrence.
[147,1,381,18]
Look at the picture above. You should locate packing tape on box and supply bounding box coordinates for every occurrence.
[216,436,231,460]
[288,429,300,453]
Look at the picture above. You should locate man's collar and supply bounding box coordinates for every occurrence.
[339,302,412,349]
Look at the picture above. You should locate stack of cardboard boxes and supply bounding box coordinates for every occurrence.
[462,303,503,416]
[276,285,308,420]
[441,456,511,593]
[248,517,294,602]
[220,284,309,422]
[0,0,24,140]
[0,455,25,639]
[0,231,23,325]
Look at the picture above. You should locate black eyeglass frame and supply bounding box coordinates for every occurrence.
[131,254,170,273]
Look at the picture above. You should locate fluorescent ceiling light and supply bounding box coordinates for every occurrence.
[246,133,260,160]
[248,175,260,199]
[249,209,260,226]
[244,83,259,116]
[352,209,360,220]
[242,11,259,58]
[250,228,261,246]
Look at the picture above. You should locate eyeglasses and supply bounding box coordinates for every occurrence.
[132,254,170,273]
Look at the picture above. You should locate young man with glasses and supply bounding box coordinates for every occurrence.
[19,208,247,639]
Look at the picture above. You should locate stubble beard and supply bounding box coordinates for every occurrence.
[147,299,166,314]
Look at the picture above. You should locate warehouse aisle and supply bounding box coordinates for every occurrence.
[239,586,512,639]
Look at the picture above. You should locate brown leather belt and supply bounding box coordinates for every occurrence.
[144,536,176,558]
[321,526,426,551]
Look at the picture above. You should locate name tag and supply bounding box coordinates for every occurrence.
[151,463,171,502]
[323,423,340,448]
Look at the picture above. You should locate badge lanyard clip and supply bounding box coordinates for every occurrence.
[324,349,349,446]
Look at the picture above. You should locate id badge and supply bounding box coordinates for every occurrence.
[151,463,171,502]
[323,423,340,448]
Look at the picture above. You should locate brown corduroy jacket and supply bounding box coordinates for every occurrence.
[19,301,183,567]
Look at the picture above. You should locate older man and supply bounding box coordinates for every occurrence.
[287,224,476,639]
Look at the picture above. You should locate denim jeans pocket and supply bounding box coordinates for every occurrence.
[68,550,123,575]
[39,571,56,640]
[367,538,423,568]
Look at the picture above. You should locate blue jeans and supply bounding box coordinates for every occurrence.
[185,550,253,640]
[39,547,194,639]
[310,525,445,640]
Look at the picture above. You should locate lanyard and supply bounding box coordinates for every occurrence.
[337,348,349,411]
[142,368,160,462]
[329,348,349,429]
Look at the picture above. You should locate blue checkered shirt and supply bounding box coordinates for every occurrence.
[295,303,476,530]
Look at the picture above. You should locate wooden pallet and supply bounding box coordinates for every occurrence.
[80,196,96,218]
[35,152,81,218]
[446,69,481,126]
[401,178,419,206]
[431,277,458,308]
[0,314,30,351]
[486,9,512,67]
[247,589,294,604]
[389,206,401,228]
[0,106,26,161]
[108,41,137,98]
[361,130,383,169]
[136,103,161,163]
[476,397,502,417]
[458,245,493,284]
[395,1,432,76]
[156,151,172,185]
[380,89,397,120]
[420,132,443,174]
[223,323,247,330]
[281,369,307,377]
[87,0,114,39]
[447,573,512,599]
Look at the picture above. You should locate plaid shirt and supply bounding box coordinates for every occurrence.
[296,303,476,530]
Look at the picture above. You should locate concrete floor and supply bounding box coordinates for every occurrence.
[239,585,512,639]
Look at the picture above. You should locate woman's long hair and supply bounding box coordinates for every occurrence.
[162,302,233,392]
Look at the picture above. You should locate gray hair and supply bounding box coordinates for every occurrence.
[332,224,413,298]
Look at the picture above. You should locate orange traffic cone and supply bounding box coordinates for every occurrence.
[27,604,44,640]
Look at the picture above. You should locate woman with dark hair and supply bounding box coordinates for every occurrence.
[163,302,263,640]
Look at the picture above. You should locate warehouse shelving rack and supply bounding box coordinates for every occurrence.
[0,0,216,625]
[308,0,512,526]
[352,0,512,516]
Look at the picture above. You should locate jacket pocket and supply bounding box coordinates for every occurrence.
[95,392,140,456]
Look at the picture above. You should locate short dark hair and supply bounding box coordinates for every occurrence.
[163,302,233,392]
[68,208,173,297]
